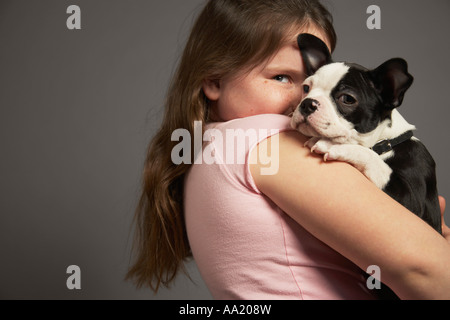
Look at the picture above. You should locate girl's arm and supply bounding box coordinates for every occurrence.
[439,196,450,242]
[250,131,450,299]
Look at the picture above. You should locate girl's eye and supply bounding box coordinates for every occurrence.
[273,75,290,83]
[303,85,310,94]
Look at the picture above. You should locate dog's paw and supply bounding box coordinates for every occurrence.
[305,138,338,162]
[304,137,321,149]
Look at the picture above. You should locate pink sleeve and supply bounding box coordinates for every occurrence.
[203,114,295,194]
[185,113,378,299]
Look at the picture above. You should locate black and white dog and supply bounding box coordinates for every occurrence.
[291,34,441,298]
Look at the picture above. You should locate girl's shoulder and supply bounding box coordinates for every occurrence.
[202,114,295,169]
[206,113,293,133]
[188,114,295,194]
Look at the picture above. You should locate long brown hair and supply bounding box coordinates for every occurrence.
[126,0,337,292]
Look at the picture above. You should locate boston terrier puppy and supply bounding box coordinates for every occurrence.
[291,34,442,299]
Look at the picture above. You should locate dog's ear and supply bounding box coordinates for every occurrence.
[370,58,414,109]
[297,33,332,76]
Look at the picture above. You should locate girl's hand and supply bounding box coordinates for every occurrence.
[439,196,450,242]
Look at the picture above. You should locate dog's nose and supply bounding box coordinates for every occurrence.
[300,98,320,117]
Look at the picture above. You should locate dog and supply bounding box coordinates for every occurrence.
[291,33,442,299]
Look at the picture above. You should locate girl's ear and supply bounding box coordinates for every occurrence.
[202,79,221,101]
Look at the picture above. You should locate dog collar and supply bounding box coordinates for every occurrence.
[371,130,414,155]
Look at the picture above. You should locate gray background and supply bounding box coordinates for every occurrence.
[1,0,449,299]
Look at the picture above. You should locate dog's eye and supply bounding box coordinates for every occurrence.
[339,94,357,105]
[303,85,310,94]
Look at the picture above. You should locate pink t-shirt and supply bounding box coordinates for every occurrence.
[184,114,377,300]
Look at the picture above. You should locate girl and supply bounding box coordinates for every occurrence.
[127,0,450,299]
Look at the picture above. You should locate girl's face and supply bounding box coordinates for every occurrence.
[203,28,331,122]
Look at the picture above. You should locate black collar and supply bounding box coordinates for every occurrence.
[371,130,414,155]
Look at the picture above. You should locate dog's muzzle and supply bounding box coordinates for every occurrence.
[300,98,320,117]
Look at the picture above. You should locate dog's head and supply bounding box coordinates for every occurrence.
[291,34,414,144]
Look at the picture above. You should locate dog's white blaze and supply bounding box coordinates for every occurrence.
[296,63,359,143]
[310,62,350,93]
